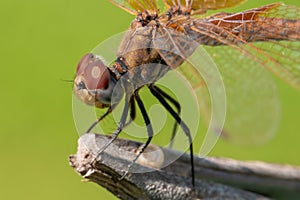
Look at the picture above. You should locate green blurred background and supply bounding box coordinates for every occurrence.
[0,0,300,199]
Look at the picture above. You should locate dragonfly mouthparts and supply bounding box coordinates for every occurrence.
[77,81,86,90]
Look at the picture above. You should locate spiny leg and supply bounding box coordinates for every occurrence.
[124,95,136,127]
[87,95,134,133]
[86,105,116,133]
[152,85,181,148]
[121,90,154,178]
[91,95,130,163]
[149,84,195,187]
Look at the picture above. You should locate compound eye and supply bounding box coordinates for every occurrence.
[76,53,110,90]
[76,53,94,75]
[84,59,110,90]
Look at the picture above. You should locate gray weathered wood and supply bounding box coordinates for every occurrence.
[69,133,300,200]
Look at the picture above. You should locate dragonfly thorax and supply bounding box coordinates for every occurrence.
[133,11,159,28]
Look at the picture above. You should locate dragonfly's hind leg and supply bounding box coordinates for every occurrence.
[149,84,195,187]
[151,85,181,148]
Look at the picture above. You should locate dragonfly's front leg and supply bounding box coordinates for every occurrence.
[86,105,115,133]
[87,95,136,134]
[91,94,130,163]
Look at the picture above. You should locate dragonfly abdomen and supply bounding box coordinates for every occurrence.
[246,18,300,42]
[184,17,300,47]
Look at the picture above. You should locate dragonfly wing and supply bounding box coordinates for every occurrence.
[197,3,300,90]
[162,0,247,12]
[152,26,199,68]
[201,45,280,145]
[247,4,300,89]
[153,28,278,157]
[152,8,300,149]
[109,0,136,14]
[180,4,300,146]
[110,0,158,14]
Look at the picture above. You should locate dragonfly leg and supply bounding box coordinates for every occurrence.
[91,94,130,164]
[86,105,115,133]
[151,85,181,148]
[87,95,135,134]
[149,84,195,187]
[86,69,136,132]
[124,95,136,127]
[121,90,154,179]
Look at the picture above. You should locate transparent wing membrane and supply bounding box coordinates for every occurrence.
[152,3,300,145]
[110,0,158,14]
[202,45,280,144]
[184,3,300,90]
[163,0,246,12]
[153,26,280,146]
[110,0,247,14]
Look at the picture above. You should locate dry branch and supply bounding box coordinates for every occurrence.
[69,133,300,200]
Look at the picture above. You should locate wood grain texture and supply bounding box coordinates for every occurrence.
[69,133,300,199]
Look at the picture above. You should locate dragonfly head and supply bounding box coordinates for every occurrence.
[73,53,119,108]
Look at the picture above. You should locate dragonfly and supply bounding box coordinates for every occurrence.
[73,0,300,186]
